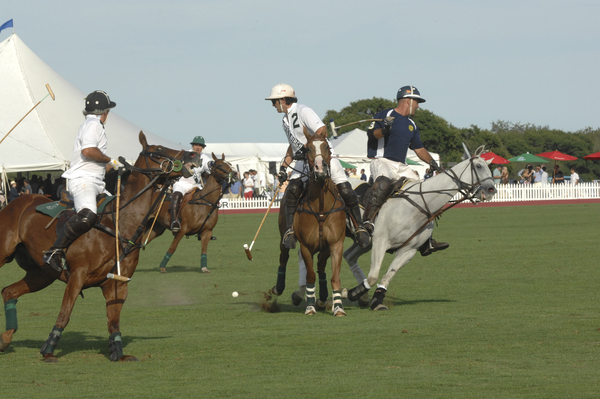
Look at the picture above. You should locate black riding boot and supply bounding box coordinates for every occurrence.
[170,191,183,235]
[362,176,393,234]
[43,208,98,272]
[337,181,370,248]
[282,179,303,249]
[418,236,450,256]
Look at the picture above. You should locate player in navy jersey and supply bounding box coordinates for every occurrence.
[364,85,448,256]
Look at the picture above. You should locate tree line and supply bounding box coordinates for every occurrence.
[323,97,600,182]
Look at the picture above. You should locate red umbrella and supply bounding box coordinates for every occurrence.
[536,150,577,161]
[481,151,509,164]
[583,151,600,160]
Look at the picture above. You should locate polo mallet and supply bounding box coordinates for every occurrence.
[0,84,55,146]
[142,192,167,249]
[329,118,384,138]
[107,170,131,283]
[244,184,281,260]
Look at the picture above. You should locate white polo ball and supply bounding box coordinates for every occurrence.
[232,291,239,298]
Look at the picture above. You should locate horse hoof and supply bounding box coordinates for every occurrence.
[372,304,388,311]
[0,336,9,352]
[201,267,210,274]
[160,268,167,274]
[43,354,58,363]
[269,286,281,297]
[333,307,347,317]
[291,291,303,306]
[357,293,370,308]
[315,299,327,311]
[305,306,316,315]
[120,355,139,362]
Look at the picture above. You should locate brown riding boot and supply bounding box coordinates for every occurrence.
[170,192,183,235]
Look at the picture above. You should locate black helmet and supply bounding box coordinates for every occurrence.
[85,90,117,115]
[396,85,426,103]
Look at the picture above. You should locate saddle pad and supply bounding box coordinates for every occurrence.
[35,196,116,218]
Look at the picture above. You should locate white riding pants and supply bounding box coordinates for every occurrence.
[68,176,106,214]
[290,157,347,185]
[370,158,420,183]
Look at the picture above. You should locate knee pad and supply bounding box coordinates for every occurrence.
[65,208,98,239]
[337,182,358,208]
[374,176,392,192]
[285,179,303,205]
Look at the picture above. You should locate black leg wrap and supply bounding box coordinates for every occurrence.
[348,281,369,302]
[108,332,124,362]
[275,265,286,295]
[318,272,328,302]
[40,326,64,355]
[369,287,387,310]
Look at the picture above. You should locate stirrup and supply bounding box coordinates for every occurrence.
[282,228,297,249]
[355,226,371,248]
[171,220,181,234]
[42,248,65,272]
[363,220,375,235]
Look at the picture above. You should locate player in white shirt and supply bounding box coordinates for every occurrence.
[43,90,123,272]
[266,83,370,249]
[170,136,213,233]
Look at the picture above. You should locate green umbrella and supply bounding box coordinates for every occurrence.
[507,152,549,163]
[406,158,420,166]
[338,160,357,169]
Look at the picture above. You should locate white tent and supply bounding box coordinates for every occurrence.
[0,33,181,179]
[330,128,439,180]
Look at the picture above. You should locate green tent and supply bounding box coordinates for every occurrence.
[507,152,549,163]
[338,160,357,169]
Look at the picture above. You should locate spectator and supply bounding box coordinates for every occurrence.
[9,180,19,202]
[533,165,543,185]
[349,168,359,179]
[552,165,564,184]
[228,172,241,199]
[242,172,254,199]
[360,169,367,181]
[570,168,579,185]
[521,165,533,184]
[493,165,502,185]
[501,166,509,184]
[20,178,32,195]
[30,175,39,195]
[43,174,53,196]
[541,166,549,185]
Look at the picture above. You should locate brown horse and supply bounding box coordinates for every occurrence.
[0,132,199,362]
[271,132,348,316]
[149,153,236,273]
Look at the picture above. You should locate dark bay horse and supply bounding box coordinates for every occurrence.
[149,153,236,273]
[0,132,199,362]
[271,132,348,316]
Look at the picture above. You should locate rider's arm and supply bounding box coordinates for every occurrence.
[414,147,434,164]
[282,145,294,169]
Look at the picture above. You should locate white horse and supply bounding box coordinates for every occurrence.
[346,145,497,309]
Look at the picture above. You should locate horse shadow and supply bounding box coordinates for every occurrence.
[135,265,207,273]
[5,332,170,360]
[385,297,456,307]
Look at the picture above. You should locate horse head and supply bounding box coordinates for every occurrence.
[469,145,497,201]
[209,152,237,184]
[303,129,331,184]
[136,131,200,180]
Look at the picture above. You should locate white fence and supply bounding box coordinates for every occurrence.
[218,182,600,210]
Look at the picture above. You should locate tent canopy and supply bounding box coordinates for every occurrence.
[0,33,181,175]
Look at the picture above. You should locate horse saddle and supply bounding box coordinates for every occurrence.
[359,177,409,209]
[35,190,115,224]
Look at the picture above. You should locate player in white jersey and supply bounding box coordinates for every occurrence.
[170,136,213,234]
[43,90,124,272]
[265,83,370,249]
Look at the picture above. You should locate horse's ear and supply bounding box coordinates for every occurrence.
[485,158,493,165]
[221,152,225,160]
[212,152,218,161]
[139,131,148,149]
[303,126,311,140]
[474,145,486,157]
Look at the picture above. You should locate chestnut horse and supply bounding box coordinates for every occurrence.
[150,153,236,273]
[0,132,199,362]
[271,132,348,316]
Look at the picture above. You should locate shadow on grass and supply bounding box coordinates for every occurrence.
[7,331,171,360]
[134,265,206,273]
[388,298,456,306]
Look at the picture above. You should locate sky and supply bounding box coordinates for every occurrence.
[2,1,599,146]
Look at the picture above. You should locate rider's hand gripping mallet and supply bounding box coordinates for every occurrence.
[244,184,281,260]
[107,170,131,282]
[0,84,55,145]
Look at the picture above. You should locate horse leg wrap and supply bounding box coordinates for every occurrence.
[275,265,286,295]
[159,252,172,269]
[108,332,124,362]
[4,299,18,332]
[332,290,343,313]
[201,254,208,269]
[40,326,64,355]
[369,287,387,310]
[318,272,328,302]
[305,284,316,308]
[348,280,371,302]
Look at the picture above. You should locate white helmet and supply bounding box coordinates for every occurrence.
[265,83,296,100]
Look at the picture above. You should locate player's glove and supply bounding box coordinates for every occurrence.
[429,159,443,174]
[109,159,124,170]
[278,166,288,184]
[381,116,394,137]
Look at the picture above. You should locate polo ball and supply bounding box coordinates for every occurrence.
[232,291,239,298]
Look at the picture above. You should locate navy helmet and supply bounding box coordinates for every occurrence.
[396,85,426,103]
[85,90,117,114]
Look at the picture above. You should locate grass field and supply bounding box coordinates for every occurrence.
[1,203,599,398]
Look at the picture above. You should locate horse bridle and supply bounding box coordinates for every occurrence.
[439,156,494,202]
